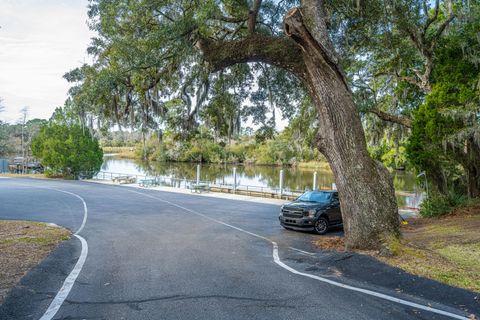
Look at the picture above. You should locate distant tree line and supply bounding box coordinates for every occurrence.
[0,118,46,160]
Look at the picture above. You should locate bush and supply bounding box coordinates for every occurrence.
[108,127,332,167]
[419,190,468,217]
[31,124,103,179]
[252,139,295,165]
[419,193,451,217]
[183,139,224,163]
[225,143,247,163]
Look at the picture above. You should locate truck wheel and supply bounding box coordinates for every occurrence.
[314,217,329,235]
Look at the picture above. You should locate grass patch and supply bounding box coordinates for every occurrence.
[313,205,480,293]
[381,208,480,292]
[384,237,426,258]
[424,224,463,236]
[295,161,331,170]
[0,234,70,245]
[0,220,71,303]
[387,253,480,292]
[436,243,480,271]
[102,146,137,159]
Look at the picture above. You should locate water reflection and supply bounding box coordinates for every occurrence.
[101,156,421,206]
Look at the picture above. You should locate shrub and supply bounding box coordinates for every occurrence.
[419,190,468,217]
[253,139,295,165]
[225,143,247,163]
[32,124,103,179]
[419,193,451,217]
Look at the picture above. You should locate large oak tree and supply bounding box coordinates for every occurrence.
[84,0,404,249]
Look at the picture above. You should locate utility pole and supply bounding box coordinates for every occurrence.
[279,169,284,197]
[196,163,201,185]
[20,107,28,174]
[233,167,237,194]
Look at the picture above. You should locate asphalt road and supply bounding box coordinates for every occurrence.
[0,178,478,320]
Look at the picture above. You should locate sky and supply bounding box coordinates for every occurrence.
[0,0,288,130]
[0,0,93,124]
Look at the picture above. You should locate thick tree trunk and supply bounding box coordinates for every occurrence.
[197,1,400,250]
[284,7,399,249]
[308,79,399,249]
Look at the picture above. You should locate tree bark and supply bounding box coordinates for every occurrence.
[197,2,400,249]
[284,7,399,249]
[247,0,263,34]
[196,34,307,78]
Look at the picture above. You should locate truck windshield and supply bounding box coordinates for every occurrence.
[297,191,332,203]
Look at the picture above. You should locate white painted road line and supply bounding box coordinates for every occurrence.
[272,245,471,320]
[37,187,89,320]
[47,188,88,234]
[39,234,88,320]
[127,189,472,320]
[12,184,90,320]
[13,185,88,235]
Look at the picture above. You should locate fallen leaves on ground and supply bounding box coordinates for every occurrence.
[312,235,345,252]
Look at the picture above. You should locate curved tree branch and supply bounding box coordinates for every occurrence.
[248,0,263,34]
[195,34,306,79]
[370,109,412,128]
[213,15,247,24]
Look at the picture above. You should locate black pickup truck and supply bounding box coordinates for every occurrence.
[279,190,342,235]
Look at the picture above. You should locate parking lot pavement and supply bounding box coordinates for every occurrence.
[0,178,478,320]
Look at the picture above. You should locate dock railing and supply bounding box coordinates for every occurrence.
[92,171,307,200]
[92,170,423,205]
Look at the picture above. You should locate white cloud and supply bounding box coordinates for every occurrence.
[0,0,94,123]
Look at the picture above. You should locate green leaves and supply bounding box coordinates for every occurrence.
[405,3,480,194]
[31,124,103,179]
[65,0,310,143]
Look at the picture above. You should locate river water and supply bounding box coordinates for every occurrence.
[100,155,423,208]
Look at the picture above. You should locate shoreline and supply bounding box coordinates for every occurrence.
[101,147,333,169]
